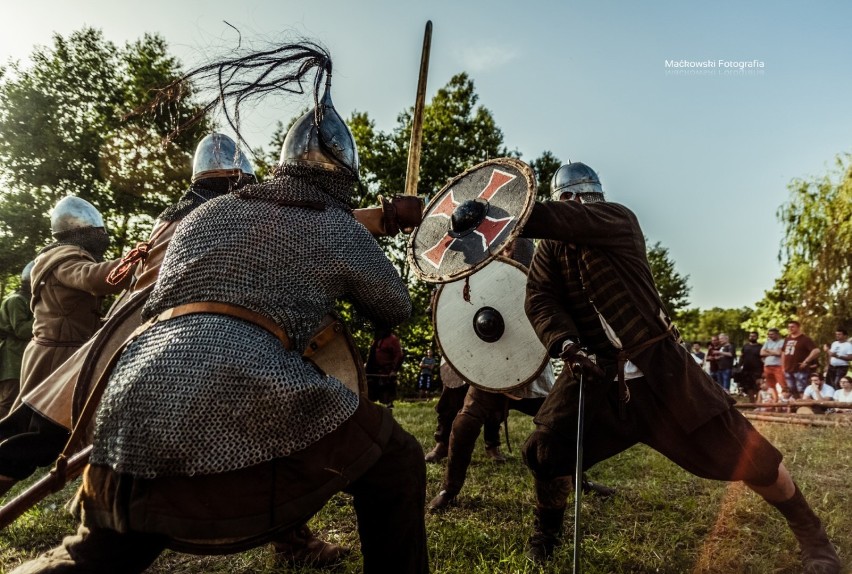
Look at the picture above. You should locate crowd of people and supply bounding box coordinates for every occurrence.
[688,325,852,414]
[0,43,844,574]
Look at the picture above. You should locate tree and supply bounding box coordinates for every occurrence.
[691,307,753,348]
[0,28,207,296]
[531,150,561,202]
[773,154,852,343]
[646,240,691,322]
[741,276,798,336]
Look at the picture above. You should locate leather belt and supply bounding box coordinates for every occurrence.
[154,302,291,349]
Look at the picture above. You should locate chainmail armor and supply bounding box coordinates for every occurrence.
[91,167,411,478]
[41,227,110,262]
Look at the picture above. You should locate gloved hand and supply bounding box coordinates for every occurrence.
[560,341,605,381]
[522,427,574,480]
[380,195,424,235]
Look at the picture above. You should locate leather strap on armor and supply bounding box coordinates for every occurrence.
[155,302,292,349]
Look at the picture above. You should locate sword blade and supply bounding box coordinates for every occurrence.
[573,370,585,574]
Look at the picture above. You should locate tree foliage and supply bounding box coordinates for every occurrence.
[694,307,753,348]
[530,150,561,202]
[741,276,798,337]
[646,240,691,322]
[0,28,207,295]
[773,154,852,343]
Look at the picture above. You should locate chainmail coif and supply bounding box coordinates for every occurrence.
[157,178,247,222]
[41,227,110,262]
[91,166,411,478]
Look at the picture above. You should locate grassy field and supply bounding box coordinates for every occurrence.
[1,399,849,573]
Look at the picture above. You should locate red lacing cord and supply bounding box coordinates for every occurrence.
[107,241,150,286]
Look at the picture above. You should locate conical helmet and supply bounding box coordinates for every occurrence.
[279,88,359,178]
[550,162,603,201]
[50,196,105,236]
[191,133,255,182]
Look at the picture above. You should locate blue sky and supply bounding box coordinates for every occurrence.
[2,0,851,310]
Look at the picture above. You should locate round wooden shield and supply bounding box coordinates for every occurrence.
[409,157,537,283]
[433,257,548,392]
[303,312,367,396]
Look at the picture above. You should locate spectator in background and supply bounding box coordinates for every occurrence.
[832,376,852,412]
[417,349,438,398]
[716,333,736,393]
[690,342,705,367]
[0,262,35,418]
[366,328,404,409]
[761,328,785,394]
[706,334,721,382]
[823,328,851,388]
[801,373,835,413]
[738,331,763,402]
[782,321,820,399]
[756,380,779,412]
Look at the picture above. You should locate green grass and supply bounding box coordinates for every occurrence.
[1,400,850,573]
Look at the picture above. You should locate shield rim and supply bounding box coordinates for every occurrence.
[432,256,548,393]
[407,157,537,284]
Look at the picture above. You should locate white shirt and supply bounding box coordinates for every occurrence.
[803,383,836,400]
[828,340,852,367]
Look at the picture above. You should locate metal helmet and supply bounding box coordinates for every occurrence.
[50,196,105,236]
[21,260,35,283]
[191,132,255,182]
[279,87,359,178]
[550,161,604,201]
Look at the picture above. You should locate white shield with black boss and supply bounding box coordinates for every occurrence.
[434,256,548,392]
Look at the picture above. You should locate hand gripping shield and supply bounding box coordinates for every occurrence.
[409,158,537,283]
[433,256,548,392]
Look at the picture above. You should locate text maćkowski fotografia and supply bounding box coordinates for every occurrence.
[664,59,765,69]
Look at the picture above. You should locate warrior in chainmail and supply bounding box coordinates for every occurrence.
[0,196,129,497]
[0,135,255,493]
[12,47,427,574]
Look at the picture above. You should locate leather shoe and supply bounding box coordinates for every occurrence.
[424,442,448,463]
[428,490,457,512]
[485,445,507,463]
[272,524,350,567]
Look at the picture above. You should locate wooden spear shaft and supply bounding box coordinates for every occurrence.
[403,21,432,197]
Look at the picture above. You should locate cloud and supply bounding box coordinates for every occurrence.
[458,43,518,73]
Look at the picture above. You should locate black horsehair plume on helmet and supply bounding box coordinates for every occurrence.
[127,33,333,153]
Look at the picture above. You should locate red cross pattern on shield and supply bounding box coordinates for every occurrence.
[421,169,516,269]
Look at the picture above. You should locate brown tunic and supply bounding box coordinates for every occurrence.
[22,222,175,429]
[14,246,127,413]
[522,201,732,433]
